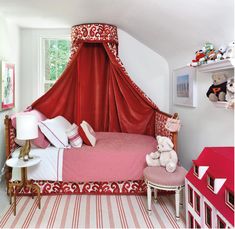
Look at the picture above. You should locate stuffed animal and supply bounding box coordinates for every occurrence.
[206,73,227,102]
[203,42,214,60]
[146,136,178,173]
[223,41,235,59]
[215,45,227,61]
[191,50,206,66]
[207,50,217,64]
[226,78,234,109]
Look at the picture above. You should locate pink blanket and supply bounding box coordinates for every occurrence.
[63,132,157,182]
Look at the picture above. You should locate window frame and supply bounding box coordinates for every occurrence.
[205,202,212,228]
[195,219,201,228]
[39,35,71,96]
[188,185,193,207]
[193,165,199,177]
[188,211,194,228]
[225,189,234,210]
[217,215,226,228]
[194,191,200,216]
[207,175,214,192]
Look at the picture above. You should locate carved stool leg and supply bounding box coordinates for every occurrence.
[154,189,158,203]
[13,187,16,216]
[175,189,180,220]
[147,184,152,215]
[8,183,13,205]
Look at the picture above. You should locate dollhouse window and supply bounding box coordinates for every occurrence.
[207,175,214,191]
[194,192,200,215]
[194,165,199,177]
[195,220,201,228]
[188,185,193,207]
[217,215,226,228]
[205,203,212,228]
[225,190,234,210]
[188,212,194,228]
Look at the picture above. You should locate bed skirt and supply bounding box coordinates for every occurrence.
[10,180,147,196]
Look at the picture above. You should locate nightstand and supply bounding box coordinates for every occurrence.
[6,156,41,216]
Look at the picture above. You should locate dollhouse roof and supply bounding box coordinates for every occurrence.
[186,147,234,226]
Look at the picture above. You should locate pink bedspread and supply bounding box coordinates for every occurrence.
[63,132,157,182]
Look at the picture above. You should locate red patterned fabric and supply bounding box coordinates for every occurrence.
[11,180,147,196]
[31,23,159,136]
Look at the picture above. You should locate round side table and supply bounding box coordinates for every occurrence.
[6,156,41,216]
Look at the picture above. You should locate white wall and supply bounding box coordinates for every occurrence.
[0,16,20,176]
[118,29,169,111]
[20,28,169,112]
[20,28,70,110]
[169,55,234,170]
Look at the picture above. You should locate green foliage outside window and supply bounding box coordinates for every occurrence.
[44,39,70,92]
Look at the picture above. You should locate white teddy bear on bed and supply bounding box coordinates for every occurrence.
[146,135,178,173]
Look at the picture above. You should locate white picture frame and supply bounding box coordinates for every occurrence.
[173,66,197,107]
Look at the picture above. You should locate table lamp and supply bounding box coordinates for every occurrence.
[16,115,38,161]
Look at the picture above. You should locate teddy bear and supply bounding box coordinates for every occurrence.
[146,135,178,173]
[206,73,227,102]
[226,78,234,109]
[223,41,235,59]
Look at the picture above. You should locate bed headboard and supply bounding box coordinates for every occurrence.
[155,110,178,151]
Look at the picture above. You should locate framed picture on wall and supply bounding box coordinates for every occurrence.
[0,61,15,110]
[173,66,197,107]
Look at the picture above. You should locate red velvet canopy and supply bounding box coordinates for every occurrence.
[31,24,166,137]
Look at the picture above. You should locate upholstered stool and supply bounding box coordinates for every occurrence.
[143,166,187,220]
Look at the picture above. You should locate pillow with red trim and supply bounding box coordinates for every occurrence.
[11,109,50,148]
[79,121,96,146]
[38,116,72,148]
[66,123,83,148]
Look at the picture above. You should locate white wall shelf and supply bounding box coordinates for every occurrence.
[198,59,235,73]
[212,101,228,108]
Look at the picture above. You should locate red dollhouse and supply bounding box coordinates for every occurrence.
[185,147,234,228]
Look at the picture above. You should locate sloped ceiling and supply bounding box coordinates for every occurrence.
[0,0,233,60]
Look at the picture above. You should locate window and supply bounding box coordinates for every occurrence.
[225,190,234,210]
[188,211,194,228]
[205,203,212,228]
[217,215,226,228]
[194,165,199,177]
[195,220,201,228]
[41,38,71,93]
[188,185,193,207]
[207,175,214,191]
[194,192,200,215]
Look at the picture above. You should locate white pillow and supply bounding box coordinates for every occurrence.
[38,116,72,148]
[66,123,83,148]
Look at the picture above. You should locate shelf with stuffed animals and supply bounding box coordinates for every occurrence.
[188,41,235,72]
[188,41,234,110]
[198,58,235,73]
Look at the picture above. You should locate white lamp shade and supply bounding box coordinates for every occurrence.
[16,115,38,140]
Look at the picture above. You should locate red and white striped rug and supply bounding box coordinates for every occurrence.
[0,194,185,228]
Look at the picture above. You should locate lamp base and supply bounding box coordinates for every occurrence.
[18,140,33,161]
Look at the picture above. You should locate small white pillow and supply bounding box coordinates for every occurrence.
[79,120,96,147]
[38,116,72,148]
[66,123,83,148]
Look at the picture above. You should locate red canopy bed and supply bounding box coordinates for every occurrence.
[4,23,177,195]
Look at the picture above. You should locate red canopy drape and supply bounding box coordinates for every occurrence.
[31,24,160,136]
